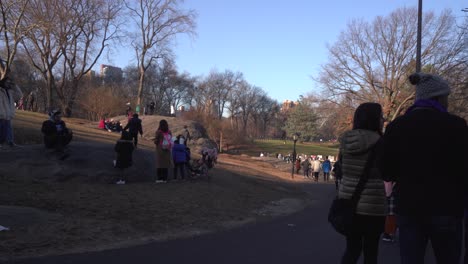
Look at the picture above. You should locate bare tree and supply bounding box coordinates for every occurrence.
[58,0,123,116]
[316,8,466,121]
[0,0,30,80]
[204,69,243,120]
[250,93,278,138]
[21,0,123,115]
[237,82,261,132]
[125,0,196,114]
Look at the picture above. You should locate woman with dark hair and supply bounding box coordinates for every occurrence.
[338,102,387,264]
[154,119,173,183]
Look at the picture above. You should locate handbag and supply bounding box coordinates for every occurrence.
[328,148,375,236]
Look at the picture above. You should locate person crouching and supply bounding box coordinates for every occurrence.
[41,109,73,155]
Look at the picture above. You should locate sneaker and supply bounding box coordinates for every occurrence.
[382,233,394,242]
[7,142,19,148]
[116,180,125,185]
[59,153,70,161]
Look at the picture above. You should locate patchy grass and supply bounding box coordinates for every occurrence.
[240,139,339,157]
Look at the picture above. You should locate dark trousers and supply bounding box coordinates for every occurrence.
[44,133,73,151]
[313,172,319,181]
[398,215,463,264]
[174,162,186,180]
[342,214,385,264]
[465,211,467,264]
[130,133,138,147]
[157,168,168,181]
[335,179,341,190]
[0,119,8,144]
[323,172,330,182]
[303,169,309,177]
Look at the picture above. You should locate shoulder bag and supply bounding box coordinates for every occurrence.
[327,147,376,236]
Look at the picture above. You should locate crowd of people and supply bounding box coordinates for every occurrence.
[1,71,466,263]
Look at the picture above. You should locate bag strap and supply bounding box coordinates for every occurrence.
[350,146,376,205]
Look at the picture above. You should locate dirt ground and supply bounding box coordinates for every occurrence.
[0,144,310,261]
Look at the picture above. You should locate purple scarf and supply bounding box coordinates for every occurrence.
[405,99,447,114]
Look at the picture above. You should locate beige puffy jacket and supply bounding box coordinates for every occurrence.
[337,129,387,216]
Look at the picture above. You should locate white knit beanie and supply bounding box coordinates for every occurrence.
[409,73,450,100]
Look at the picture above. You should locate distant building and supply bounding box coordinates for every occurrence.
[83,70,96,82]
[281,100,298,112]
[100,64,123,84]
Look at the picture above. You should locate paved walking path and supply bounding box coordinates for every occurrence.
[15,183,437,264]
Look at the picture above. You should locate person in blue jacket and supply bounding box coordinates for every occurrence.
[172,135,188,180]
[322,156,332,182]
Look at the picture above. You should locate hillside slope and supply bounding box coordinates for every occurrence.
[0,111,309,260]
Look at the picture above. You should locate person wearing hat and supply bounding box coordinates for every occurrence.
[380,73,468,264]
[41,109,73,154]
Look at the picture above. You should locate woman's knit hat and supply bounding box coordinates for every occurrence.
[409,73,450,100]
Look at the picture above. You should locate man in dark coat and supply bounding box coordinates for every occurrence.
[123,113,143,148]
[380,73,468,264]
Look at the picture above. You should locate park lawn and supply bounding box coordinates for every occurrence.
[244,139,339,158]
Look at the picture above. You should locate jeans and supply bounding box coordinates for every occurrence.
[173,162,186,180]
[398,215,463,264]
[6,119,13,143]
[342,214,385,264]
[130,133,138,147]
[323,172,330,181]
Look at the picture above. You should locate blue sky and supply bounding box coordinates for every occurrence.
[103,0,466,104]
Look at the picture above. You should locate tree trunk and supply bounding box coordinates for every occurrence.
[46,71,54,110]
[136,66,145,115]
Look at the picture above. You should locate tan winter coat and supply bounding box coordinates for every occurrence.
[154,130,174,169]
[0,84,22,120]
[338,129,387,216]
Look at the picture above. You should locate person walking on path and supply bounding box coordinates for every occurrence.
[113,131,134,185]
[301,156,310,179]
[0,77,22,148]
[380,73,468,264]
[338,102,387,264]
[333,156,342,190]
[124,113,143,148]
[381,182,397,242]
[311,157,321,182]
[154,119,173,183]
[322,156,332,182]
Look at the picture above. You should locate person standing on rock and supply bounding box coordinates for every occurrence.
[183,125,191,145]
[154,119,173,183]
[124,113,143,148]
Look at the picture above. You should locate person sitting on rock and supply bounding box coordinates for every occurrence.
[41,109,73,153]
